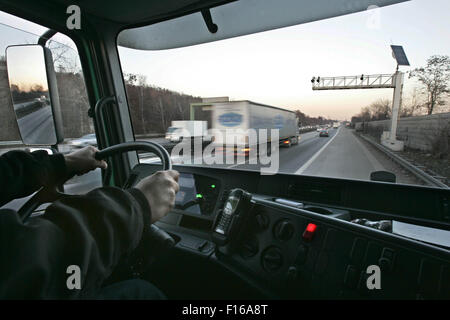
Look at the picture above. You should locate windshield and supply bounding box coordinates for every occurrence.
[166,127,179,133]
[118,0,449,188]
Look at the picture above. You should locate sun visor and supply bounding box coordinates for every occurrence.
[118,0,408,50]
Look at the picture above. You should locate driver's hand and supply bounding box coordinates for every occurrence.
[64,146,108,175]
[135,170,179,224]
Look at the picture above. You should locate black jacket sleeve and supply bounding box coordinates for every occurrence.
[0,150,67,207]
[0,186,151,299]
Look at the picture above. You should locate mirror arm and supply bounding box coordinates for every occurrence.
[38,29,57,46]
[201,9,218,34]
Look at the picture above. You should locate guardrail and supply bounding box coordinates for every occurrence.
[299,128,317,134]
[0,141,24,149]
[356,132,448,188]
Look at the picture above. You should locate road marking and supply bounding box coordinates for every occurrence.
[295,127,341,175]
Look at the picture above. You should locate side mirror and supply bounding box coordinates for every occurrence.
[6,44,64,145]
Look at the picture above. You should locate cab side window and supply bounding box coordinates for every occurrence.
[0,11,100,206]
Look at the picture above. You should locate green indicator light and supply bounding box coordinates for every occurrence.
[211,185,216,189]
[196,194,203,198]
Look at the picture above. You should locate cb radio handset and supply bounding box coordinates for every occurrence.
[212,188,252,253]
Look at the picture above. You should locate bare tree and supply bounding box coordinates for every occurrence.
[157,97,166,130]
[359,106,372,121]
[409,55,450,115]
[176,101,185,119]
[138,75,147,133]
[401,87,426,117]
[47,40,79,73]
[368,99,391,120]
[124,73,138,85]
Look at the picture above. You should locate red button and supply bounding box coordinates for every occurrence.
[303,223,317,241]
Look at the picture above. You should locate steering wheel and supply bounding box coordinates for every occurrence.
[18,141,176,265]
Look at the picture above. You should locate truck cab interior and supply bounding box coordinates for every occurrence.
[0,0,449,300]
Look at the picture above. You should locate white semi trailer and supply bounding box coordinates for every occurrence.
[211,100,299,154]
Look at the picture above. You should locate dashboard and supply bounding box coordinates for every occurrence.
[174,173,220,215]
[130,163,450,299]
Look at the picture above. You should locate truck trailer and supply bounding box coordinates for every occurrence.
[211,100,299,154]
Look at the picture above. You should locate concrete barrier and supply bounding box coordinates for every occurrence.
[357,112,450,152]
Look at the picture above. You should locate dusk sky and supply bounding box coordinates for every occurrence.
[117,0,450,120]
[1,0,449,120]
[6,45,49,92]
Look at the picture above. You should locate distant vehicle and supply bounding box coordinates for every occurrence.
[333,122,340,129]
[165,120,209,143]
[68,133,97,148]
[316,127,322,132]
[319,129,329,137]
[211,100,299,153]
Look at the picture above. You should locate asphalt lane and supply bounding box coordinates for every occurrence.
[17,105,55,144]
[141,127,384,182]
[302,127,384,181]
[234,129,339,173]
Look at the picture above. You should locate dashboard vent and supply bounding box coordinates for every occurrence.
[287,182,342,205]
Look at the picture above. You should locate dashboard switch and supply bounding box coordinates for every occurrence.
[295,245,308,265]
[255,213,270,231]
[262,247,283,273]
[286,266,298,282]
[303,223,317,241]
[274,219,294,241]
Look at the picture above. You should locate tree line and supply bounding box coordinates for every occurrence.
[124,73,333,133]
[351,55,450,123]
[294,110,337,126]
[124,73,202,135]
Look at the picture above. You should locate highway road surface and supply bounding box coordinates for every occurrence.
[16,105,56,144]
[301,127,385,180]
[140,127,388,182]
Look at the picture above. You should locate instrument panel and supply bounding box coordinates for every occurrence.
[174,172,221,215]
[131,163,450,299]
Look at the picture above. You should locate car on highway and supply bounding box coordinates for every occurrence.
[165,125,182,142]
[67,133,97,149]
[319,129,329,137]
